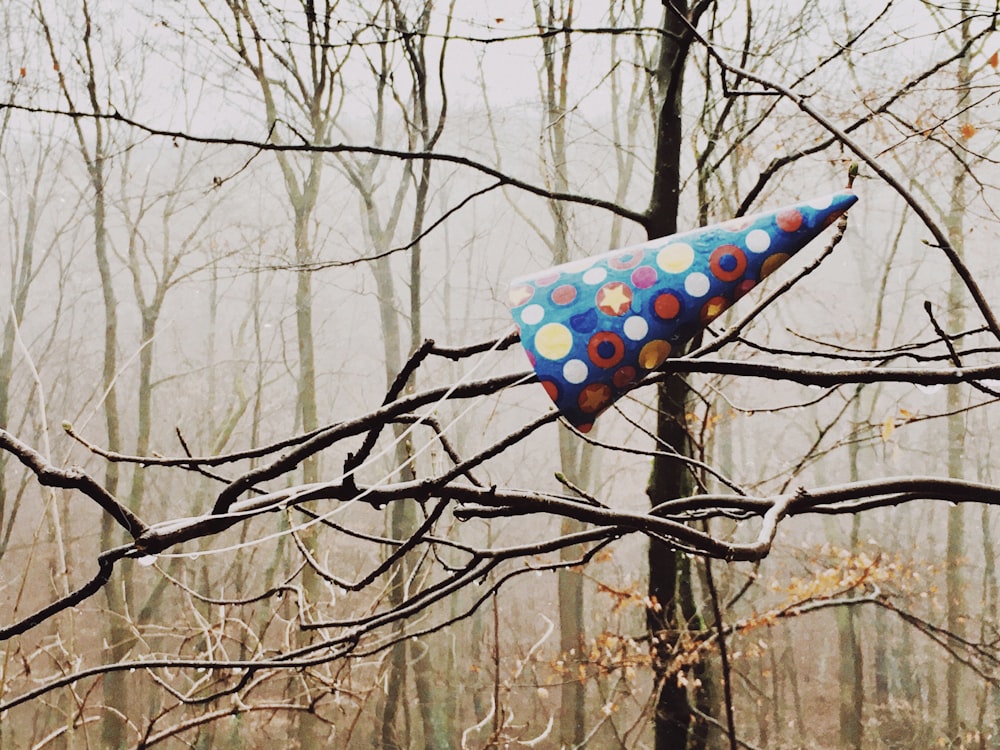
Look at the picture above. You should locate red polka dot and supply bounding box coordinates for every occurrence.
[777,209,803,232]
[612,366,637,389]
[709,245,747,282]
[542,380,559,401]
[734,279,756,299]
[654,293,681,319]
[550,284,577,305]
[578,383,612,414]
[587,331,625,369]
[700,296,730,323]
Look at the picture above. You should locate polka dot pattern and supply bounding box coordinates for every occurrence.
[639,340,672,369]
[657,243,694,273]
[608,249,642,270]
[596,282,633,316]
[507,190,859,428]
[654,293,681,320]
[563,359,589,384]
[534,323,572,360]
[587,331,625,369]
[700,296,730,324]
[631,265,658,289]
[551,284,577,305]
[709,245,747,282]
[578,383,612,414]
[623,315,648,341]
[745,229,771,253]
[684,272,711,298]
[520,304,544,325]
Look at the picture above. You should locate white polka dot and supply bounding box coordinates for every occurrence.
[808,195,833,209]
[623,315,648,341]
[520,304,544,326]
[563,359,589,384]
[684,272,711,297]
[745,229,771,253]
[582,267,607,285]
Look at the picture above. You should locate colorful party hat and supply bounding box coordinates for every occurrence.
[507,190,858,431]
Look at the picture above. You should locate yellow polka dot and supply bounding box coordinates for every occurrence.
[638,339,672,369]
[535,323,573,360]
[656,243,694,274]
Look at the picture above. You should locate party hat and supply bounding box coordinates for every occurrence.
[507,190,858,432]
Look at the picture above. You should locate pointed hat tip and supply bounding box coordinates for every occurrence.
[802,189,859,219]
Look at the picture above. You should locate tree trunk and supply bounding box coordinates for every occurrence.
[89,146,130,750]
[835,573,863,747]
[836,398,865,748]
[980,500,998,729]
[0,137,42,563]
[371,226,411,748]
[647,375,694,748]
[644,3,702,747]
[945,6,972,736]
[558,430,591,744]
[530,2,592,739]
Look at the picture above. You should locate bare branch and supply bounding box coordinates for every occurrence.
[0,427,145,536]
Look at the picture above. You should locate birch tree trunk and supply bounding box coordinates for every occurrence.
[945,3,972,736]
[37,3,130,744]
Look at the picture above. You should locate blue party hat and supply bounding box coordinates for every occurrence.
[507,190,858,431]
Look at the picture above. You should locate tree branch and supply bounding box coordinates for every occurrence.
[0,427,145,536]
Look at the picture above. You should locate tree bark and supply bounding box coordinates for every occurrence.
[945,5,972,736]
[836,398,865,748]
[647,374,694,749]
[529,1,592,741]
[644,3,703,747]
[39,2,131,741]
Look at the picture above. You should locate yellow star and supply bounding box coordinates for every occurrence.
[703,299,727,321]
[597,284,632,316]
[508,285,534,307]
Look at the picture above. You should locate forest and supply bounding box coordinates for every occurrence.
[2,1,1000,748]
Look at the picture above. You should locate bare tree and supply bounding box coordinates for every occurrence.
[5,2,1000,749]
